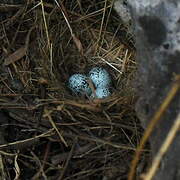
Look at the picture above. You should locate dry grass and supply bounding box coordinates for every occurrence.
[128,75,180,180]
[0,0,144,179]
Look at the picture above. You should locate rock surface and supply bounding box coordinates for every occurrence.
[113,0,131,25]
[115,0,180,179]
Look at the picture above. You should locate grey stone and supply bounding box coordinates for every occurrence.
[115,0,180,179]
[113,0,132,25]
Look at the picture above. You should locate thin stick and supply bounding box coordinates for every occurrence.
[54,0,83,54]
[100,57,122,74]
[54,0,73,35]
[44,109,68,147]
[58,139,76,180]
[40,0,50,50]
[121,49,128,73]
[0,129,54,149]
[95,0,108,54]
[128,77,180,180]
[143,113,180,180]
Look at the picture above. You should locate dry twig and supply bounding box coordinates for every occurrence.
[128,76,180,180]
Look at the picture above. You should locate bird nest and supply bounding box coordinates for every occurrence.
[0,1,145,179]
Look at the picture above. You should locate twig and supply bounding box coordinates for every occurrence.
[40,0,51,50]
[95,0,108,54]
[54,0,83,54]
[58,138,76,180]
[44,109,68,147]
[0,154,6,179]
[128,76,180,180]
[4,25,35,66]
[100,57,123,74]
[0,129,54,149]
[142,113,180,180]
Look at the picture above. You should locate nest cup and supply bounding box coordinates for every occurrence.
[0,0,143,179]
[44,25,136,107]
[36,0,137,136]
[30,0,140,178]
[38,4,136,102]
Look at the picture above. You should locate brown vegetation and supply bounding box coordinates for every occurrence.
[0,1,146,179]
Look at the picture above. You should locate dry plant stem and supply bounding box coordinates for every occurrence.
[41,141,51,173]
[121,49,128,73]
[0,129,54,149]
[14,154,20,180]
[36,82,47,130]
[54,0,83,54]
[128,76,180,180]
[52,100,102,112]
[0,4,21,12]
[100,57,123,74]
[1,6,25,29]
[0,151,16,156]
[44,109,68,147]
[4,25,35,66]
[95,0,108,54]
[40,0,51,50]
[142,113,180,180]
[75,134,138,151]
[0,154,6,179]
[100,0,113,49]
[58,139,76,180]
[31,151,47,180]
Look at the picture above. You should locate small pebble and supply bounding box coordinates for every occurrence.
[88,67,111,88]
[68,74,91,95]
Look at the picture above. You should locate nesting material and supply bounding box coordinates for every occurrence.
[0,0,137,179]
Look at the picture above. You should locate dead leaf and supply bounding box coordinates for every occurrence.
[72,33,84,55]
[3,47,26,66]
[3,25,35,66]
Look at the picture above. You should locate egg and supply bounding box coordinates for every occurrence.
[68,74,92,95]
[91,87,111,99]
[88,67,111,88]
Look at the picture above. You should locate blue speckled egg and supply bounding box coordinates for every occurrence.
[88,67,111,88]
[91,87,111,99]
[68,74,91,95]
